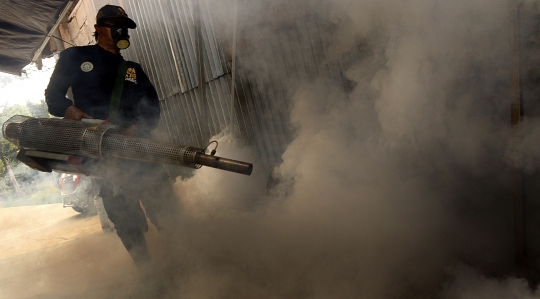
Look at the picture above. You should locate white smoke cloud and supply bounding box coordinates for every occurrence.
[155,0,537,298]
[441,264,540,299]
[8,0,535,298]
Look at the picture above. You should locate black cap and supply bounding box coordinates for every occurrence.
[96,5,136,29]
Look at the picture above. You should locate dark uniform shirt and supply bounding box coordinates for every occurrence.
[45,45,160,136]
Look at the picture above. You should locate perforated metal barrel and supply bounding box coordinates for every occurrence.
[3,116,118,158]
[101,134,203,168]
[3,115,30,146]
[3,116,253,174]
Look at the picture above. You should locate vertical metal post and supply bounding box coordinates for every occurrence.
[510,0,525,265]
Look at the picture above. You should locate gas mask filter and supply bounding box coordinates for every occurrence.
[109,25,130,50]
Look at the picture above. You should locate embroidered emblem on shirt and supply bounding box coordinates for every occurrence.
[125,67,137,84]
[80,62,94,72]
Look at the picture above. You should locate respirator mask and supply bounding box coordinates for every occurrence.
[100,22,131,50]
[109,25,130,50]
[96,5,136,50]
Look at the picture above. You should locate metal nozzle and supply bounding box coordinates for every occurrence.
[196,153,253,175]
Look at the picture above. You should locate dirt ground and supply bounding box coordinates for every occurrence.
[0,204,147,299]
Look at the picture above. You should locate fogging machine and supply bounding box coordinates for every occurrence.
[2,116,253,176]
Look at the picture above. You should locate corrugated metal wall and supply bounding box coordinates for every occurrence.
[89,0,340,176]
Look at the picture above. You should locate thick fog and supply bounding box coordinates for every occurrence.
[142,0,536,298]
[6,0,540,298]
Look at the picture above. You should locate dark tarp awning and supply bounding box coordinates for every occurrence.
[0,0,70,75]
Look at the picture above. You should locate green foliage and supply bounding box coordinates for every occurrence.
[0,63,54,198]
[1,103,31,164]
[0,100,51,193]
[26,101,50,118]
[1,184,61,207]
[0,75,12,88]
[0,72,26,88]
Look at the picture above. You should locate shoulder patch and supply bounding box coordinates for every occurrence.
[80,61,94,72]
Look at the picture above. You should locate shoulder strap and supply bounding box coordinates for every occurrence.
[108,60,128,124]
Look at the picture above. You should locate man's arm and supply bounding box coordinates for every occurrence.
[64,105,92,120]
[44,49,79,117]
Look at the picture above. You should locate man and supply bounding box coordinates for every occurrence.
[45,4,179,275]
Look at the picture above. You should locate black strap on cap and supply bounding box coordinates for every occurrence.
[109,60,128,124]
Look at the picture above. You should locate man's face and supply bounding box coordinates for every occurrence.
[94,18,130,50]
[94,23,114,47]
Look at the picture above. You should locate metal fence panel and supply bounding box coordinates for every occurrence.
[88,0,337,175]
